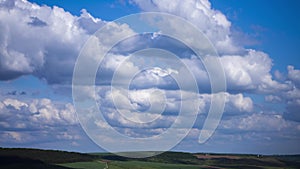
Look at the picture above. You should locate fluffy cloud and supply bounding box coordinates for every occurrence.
[0,0,291,96]
[94,85,253,137]
[0,0,103,82]
[98,87,200,129]
[0,96,84,147]
[130,0,293,95]
[132,0,239,54]
[221,50,291,93]
[265,95,282,103]
[77,9,105,34]
[221,113,300,133]
[224,93,253,113]
[0,98,77,129]
[0,0,293,92]
[264,66,300,122]
[3,98,28,110]
[283,87,300,122]
[288,65,300,88]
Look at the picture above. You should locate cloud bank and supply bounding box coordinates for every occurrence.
[0,0,299,153]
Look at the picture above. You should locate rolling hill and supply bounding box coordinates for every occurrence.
[1,147,300,169]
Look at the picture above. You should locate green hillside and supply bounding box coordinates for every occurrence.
[1,147,300,169]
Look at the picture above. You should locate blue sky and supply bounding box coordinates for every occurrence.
[0,0,299,155]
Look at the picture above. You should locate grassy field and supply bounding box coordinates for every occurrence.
[1,148,300,169]
[59,160,200,169]
[59,161,106,169]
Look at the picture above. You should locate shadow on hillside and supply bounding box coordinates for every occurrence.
[0,155,73,169]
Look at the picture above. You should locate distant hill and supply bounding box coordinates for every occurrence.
[97,151,300,168]
[1,147,300,169]
[0,147,96,164]
[0,155,71,169]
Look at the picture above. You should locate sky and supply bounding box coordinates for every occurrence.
[0,0,299,155]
